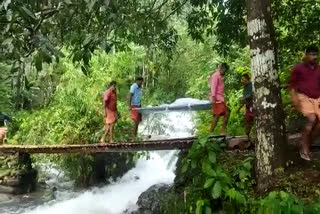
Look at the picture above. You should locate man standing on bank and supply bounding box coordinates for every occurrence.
[0,112,11,145]
[290,45,320,161]
[209,63,229,135]
[237,74,254,139]
[101,81,118,143]
[128,77,143,137]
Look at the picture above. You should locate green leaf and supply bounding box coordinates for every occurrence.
[204,178,215,189]
[199,138,207,146]
[268,192,278,199]
[83,34,92,47]
[243,161,252,170]
[191,159,197,169]
[87,0,97,11]
[34,52,42,71]
[204,206,212,214]
[196,200,204,214]
[202,160,216,177]
[239,170,248,179]
[235,192,246,204]
[40,47,53,63]
[211,181,222,199]
[226,188,236,199]
[181,161,189,173]
[208,151,216,164]
[279,191,288,200]
[2,38,12,46]
[21,6,37,21]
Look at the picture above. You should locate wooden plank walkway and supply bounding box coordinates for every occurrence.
[0,136,227,154]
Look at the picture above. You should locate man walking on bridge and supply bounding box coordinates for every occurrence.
[101,81,118,143]
[290,45,320,161]
[128,77,143,137]
[209,63,229,135]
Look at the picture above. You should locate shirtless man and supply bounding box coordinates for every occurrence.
[100,81,118,143]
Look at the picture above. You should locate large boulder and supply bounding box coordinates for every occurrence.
[0,153,37,195]
[134,183,172,214]
[227,137,252,150]
[90,153,136,186]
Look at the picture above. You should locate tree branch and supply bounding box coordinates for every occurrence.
[148,0,158,13]
[145,0,170,19]
[155,0,170,12]
[161,0,188,23]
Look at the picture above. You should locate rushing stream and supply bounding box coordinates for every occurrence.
[0,98,204,214]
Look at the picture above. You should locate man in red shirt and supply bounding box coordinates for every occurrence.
[290,46,320,160]
[209,63,229,135]
[100,81,118,143]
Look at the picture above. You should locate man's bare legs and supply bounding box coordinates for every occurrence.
[220,110,229,135]
[210,111,229,135]
[301,114,317,160]
[109,123,115,143]
[210,115,220,133]
[312,120,320,139]
[100,123,110,144]
[307,119,320,153]
[245,120,253,140]
[133,121,139,138]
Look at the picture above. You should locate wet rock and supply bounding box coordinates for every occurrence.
[0,169,11,178]
[0,153,37,195]
[0,193,12,202]
[227,138,252,150]
[0,185,16,194]
[5,178,20,186]
[134,183,171,214]
[90,153,135,186]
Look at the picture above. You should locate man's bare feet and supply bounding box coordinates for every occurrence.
[299,143,311,161]
[299,149,311,161]
[100,138,106,144]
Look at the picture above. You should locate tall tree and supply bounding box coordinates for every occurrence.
[246,0,286,192]
[187,0,289,191]
[0,0,184,109]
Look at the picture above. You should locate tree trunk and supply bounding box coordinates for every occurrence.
[14,62,23,110]
[246,0,287,192]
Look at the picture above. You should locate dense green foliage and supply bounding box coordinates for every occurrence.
[1,0,320,210]
[0,63,12,113]
[9,50,147,184]
[167,136,320,213]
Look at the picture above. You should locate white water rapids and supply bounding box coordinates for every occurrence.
[0,98,205,214]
